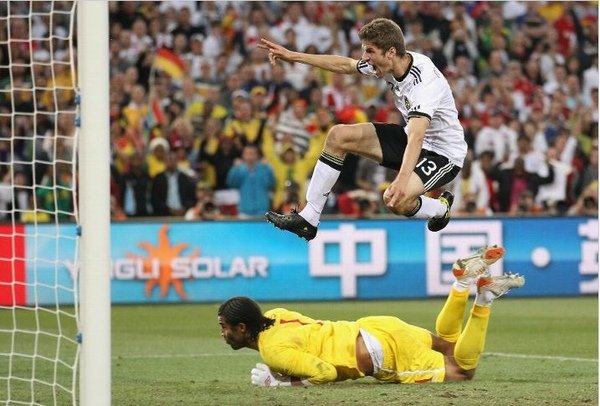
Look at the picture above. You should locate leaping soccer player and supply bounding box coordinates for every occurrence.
[259,18,467,241]
[218,245,524,386]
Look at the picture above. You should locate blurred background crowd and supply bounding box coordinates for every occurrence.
[0,1,598,223]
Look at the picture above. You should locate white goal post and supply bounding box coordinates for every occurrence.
[77,1,111,406]
[0,1,110,404]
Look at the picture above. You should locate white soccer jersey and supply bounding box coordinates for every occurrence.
[357,52,467,167]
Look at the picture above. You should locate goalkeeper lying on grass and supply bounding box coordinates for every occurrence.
[218,245,524,386]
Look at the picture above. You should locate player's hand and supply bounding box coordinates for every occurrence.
[258,38,293,65]
[383,177,409,215]
[250,363,291,387]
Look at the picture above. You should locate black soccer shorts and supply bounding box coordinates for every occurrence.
[373,122,461,192]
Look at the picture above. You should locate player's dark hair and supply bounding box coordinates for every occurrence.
[218,297,275,341]
[358,18,406,56]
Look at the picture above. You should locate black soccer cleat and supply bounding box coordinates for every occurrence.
[427,190,454,232]
[265,210,318,241]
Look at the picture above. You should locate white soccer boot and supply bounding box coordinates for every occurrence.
[452,245,506,281]
[477,273,526,300]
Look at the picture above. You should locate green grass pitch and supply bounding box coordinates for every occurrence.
[2,297,598,405]
[115,297,597,405]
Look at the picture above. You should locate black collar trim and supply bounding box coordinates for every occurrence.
[394,53,414,82]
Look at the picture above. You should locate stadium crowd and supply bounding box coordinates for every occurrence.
[0,1,598,223]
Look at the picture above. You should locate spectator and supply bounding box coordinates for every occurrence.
[518,3,549,48]
[564,74,586,112]
[509,190,544,216]
[249,85,270,119]
[122,65,141,97]
[96,1,600,219]
[576,144,598,195]
[263,63,294,113]
[35,163,74,220]
[516,134,545,174]
[118,152,151,217]
[535,145,574,215]
[121,84,148,133]
[185,85,229,123]
[418,2,451,44]
[176,77,203,113]
[239,62,261,92]
[521,114,547,150]
[219,74,244,112]
[146,137,170,178]
[582,57,598,101]
[571,8,598,70]
[130,17,153,57]
[491,156,554,213]
[150,151,196,216]
[184,181,222,221]
[553,3,577,56]
[568,181,598,216]
[171,6,203,39]
[539,32,566,84]
[0,170,30,221]
[224,98,271,148]
[248,47,271,84]
[473,150,500,212]
[185,34,209,81]
[449,152,491,216]
[262,128,320,210]
[269,2,315,54]
[543,64,568,95]
[474,108,518,166]
[443,27,479,65]
[205,135,243,191]
[321,72,350,113]
[274,180,301,215]
[243,5,272,53]
[203,20,225,59]
[226,144,275,218]
[273,98,315,157]
[167,116,194,152]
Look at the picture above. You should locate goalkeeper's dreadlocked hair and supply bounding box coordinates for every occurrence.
[218,297,275,341]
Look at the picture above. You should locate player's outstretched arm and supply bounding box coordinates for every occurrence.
[259,38,359,74]
[250,363,312,387]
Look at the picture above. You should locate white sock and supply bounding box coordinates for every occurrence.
[410,195,446,219]
[453,279,473,292]
[475,292,493,307]
[299,157,342,226]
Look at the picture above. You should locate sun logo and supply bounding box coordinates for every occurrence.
[126,224,200,300]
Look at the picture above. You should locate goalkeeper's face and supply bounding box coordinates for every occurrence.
[218,316,248,350]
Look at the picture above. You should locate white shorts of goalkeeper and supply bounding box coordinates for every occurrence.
[359,328,384,375]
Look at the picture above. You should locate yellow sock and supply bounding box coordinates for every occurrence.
[454,304,491,370]
[435,288,470,343]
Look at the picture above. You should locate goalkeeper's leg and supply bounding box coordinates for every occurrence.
[452,273,525,375]
[435,245,505,343]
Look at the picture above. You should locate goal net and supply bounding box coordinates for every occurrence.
[0,1,80,404]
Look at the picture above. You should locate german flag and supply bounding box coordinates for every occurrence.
[153,47,186,79]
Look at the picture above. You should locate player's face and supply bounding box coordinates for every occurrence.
[218,316,248,350]
[361,42,392,77]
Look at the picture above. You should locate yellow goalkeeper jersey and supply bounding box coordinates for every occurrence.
[257,308,446,385]
[258,308,364,384]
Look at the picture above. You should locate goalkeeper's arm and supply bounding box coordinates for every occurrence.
[253,346,338,386]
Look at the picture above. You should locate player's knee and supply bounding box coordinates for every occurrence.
[325,124,353,151]
[383,189,416,216]
[382,191,400,215]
